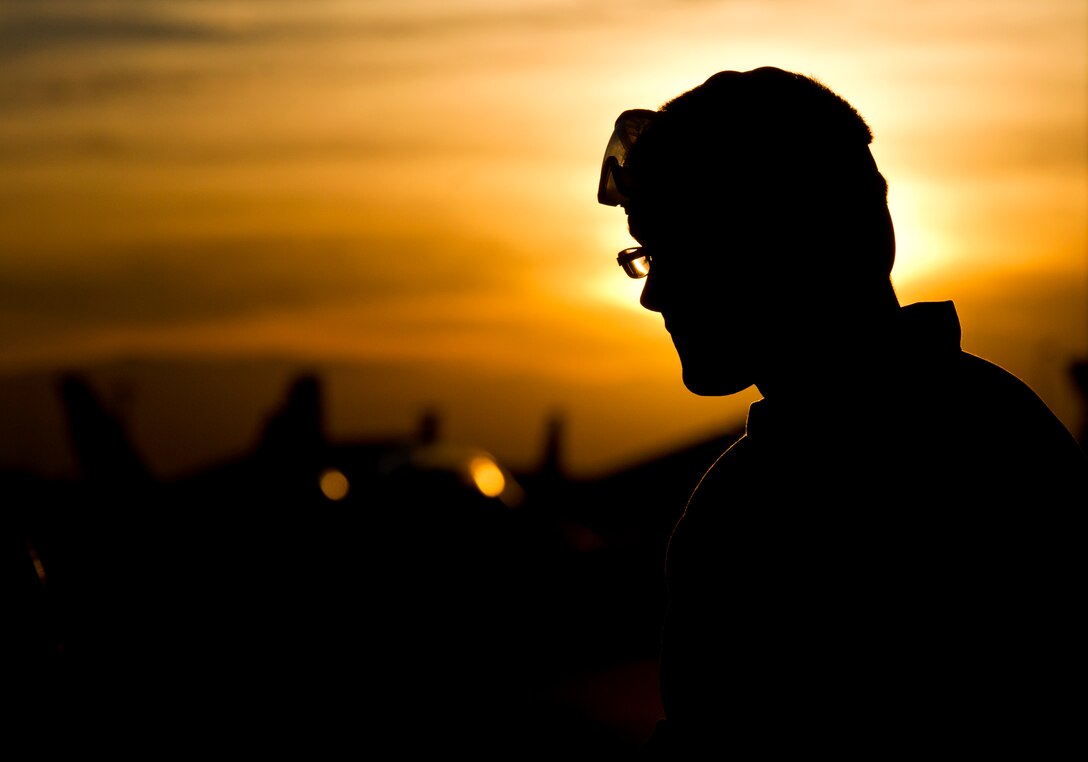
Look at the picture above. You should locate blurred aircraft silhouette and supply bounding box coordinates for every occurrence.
[8,368,744,755]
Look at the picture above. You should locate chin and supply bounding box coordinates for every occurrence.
[673,338,755,396]
[681,367,753,397]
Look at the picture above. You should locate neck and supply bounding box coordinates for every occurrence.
[755,284,901,402]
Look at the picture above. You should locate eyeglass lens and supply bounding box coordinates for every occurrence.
[617,247,651,278]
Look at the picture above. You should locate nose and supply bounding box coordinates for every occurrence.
[640,270,664,313]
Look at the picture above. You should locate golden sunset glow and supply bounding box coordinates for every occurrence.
[1,0,1084,479]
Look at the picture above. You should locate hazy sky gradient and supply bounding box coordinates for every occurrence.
[1,0,1085,476]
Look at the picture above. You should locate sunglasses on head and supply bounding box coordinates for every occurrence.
[597,109,657,208]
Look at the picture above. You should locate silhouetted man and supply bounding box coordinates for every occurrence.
[596,67,1088,757]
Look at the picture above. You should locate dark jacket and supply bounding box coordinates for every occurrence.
[645,301,1088,757]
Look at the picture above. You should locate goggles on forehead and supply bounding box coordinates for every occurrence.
[596,108,658,207]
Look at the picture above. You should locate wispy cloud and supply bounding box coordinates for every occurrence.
[0,232,524,326]
[0,3,238,60]
[0,0,1084,453]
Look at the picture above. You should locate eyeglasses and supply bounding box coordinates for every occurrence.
[601,109,657,278]
[617,246,651,279]
[597,108,657,207]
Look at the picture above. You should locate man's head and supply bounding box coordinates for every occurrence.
[598,67,897,396]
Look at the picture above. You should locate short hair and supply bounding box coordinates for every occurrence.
[625,67,895,279]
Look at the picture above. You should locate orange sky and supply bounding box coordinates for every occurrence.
[1,0,1085,478]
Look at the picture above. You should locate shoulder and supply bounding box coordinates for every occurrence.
[954,351,1052,402]
[950,351,1080,444]
[683,434,754,512]
[666,435,753,548]
[937,350,1088,495]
